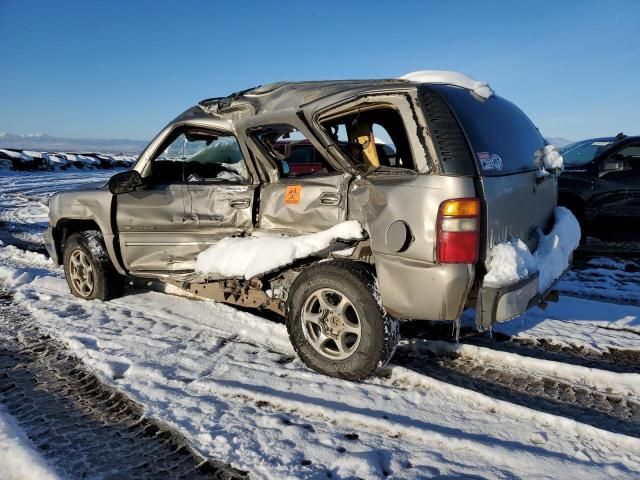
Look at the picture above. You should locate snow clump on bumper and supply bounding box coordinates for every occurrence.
[484,207,581,293]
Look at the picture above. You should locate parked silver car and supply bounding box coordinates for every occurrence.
[45,73,562,380]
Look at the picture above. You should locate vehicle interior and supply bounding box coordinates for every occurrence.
[253,125,335,178]
[600,143,640,178]
[147,129,249,184]
[321,107,415,171]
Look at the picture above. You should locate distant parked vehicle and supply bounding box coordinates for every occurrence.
[559,133,640,240]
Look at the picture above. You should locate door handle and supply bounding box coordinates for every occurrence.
[229,199,251,209]
[320,192,341,206]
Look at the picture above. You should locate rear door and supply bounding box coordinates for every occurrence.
[251,126,350,233]
[424,85,556,258]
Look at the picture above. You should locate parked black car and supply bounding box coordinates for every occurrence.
[558,133,640,240]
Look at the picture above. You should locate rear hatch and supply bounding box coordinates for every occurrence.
[418,84,556,263]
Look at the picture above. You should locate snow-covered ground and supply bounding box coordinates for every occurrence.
[0,406,61,480]
[0,170,639,479]
[0,170,117,248]
[1,247,639,479]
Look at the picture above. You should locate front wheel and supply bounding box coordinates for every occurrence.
[63,230,124,301]
[286,261,399,381]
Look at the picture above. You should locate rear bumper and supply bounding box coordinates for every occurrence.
[475,269,564,330]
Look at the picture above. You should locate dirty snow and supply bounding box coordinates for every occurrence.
[400,70,494,99]
[484,207,581,292]
[0,407,61,480]
[487,295,640,354]
[558,256,640,305]
[196,221,363,278]
[1,246,640,479]
[423,340,640,397]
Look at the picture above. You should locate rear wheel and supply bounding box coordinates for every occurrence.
[63,230,124,301]
[286,261,399,381]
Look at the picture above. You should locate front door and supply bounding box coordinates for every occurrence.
[116,127,256,273]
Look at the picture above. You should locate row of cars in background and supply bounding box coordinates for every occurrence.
[0,148,138,171]
[559,133,640,242]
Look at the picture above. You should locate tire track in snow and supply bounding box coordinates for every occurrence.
[0,290,247,480]
[395,343,640,438]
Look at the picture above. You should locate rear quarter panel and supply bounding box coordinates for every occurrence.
[349,173,477,320]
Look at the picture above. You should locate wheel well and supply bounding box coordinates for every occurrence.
[52,219,101,264]
[558,193,585,220]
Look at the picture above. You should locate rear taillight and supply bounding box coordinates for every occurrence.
[436,198,480,264]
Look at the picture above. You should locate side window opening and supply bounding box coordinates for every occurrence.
[322,107,415,171]
[150,129,249,184]
[602,143,640,176]
[253,125,335,178]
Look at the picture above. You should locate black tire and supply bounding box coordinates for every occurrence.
[63,230,124,301]
[286,260,399,381]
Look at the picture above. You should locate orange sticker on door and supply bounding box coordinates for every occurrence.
[285,185,301,204]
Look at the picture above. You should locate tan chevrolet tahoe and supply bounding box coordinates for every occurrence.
[45,72,567,380]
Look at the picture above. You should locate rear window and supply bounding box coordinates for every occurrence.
[431,85,545,176]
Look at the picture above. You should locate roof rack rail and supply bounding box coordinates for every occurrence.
[199,85,262,110]
[198,96,223,106]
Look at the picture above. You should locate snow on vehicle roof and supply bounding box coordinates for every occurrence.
[399,70,494,99]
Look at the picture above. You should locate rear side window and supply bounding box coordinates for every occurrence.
[321,107,415,172]
[252,125,335,178]
[429,85,545,176]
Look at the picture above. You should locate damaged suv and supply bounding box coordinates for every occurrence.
[45,71,577,380]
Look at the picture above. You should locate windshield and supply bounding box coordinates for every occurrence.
[559,139,615,167]
[430,85,546,176]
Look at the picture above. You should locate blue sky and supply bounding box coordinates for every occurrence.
[1,0,638,141]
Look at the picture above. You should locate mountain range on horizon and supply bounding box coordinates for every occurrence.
[1,132,574,154]
[0,132,149,154]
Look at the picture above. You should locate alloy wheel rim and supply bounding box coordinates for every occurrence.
[301,288,362,360]
[69,249,95,297]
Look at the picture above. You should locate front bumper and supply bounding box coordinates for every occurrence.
[43,226,58,264]
[475,270,561,330]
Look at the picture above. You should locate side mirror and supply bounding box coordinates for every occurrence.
[109,170,143,194]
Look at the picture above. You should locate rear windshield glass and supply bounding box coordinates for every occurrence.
[433,85,545,176]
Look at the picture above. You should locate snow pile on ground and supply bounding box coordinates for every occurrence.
[484,207,581,292]
[400,70,494,99]
[196,221,363,279]
[0,407,61,480]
